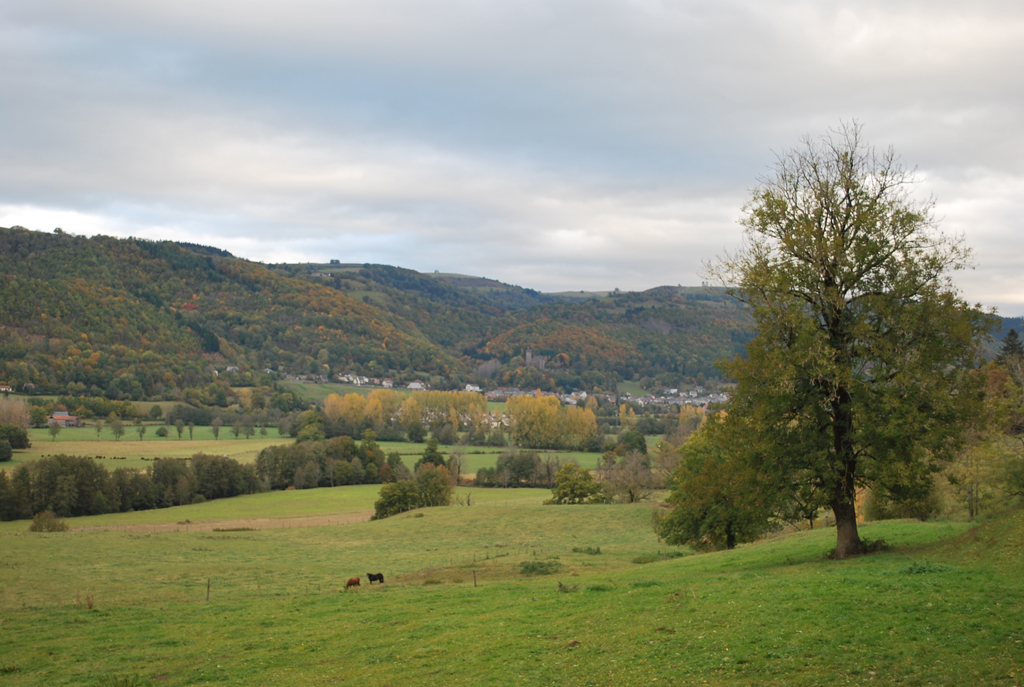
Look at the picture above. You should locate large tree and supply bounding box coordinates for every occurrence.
[658,418,775,551]
[708,123,991,558]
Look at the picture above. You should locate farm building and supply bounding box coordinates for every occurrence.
[48,411,81,427]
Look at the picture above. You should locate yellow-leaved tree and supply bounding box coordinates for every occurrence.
[506,394,597,450]
[324,393,366,427]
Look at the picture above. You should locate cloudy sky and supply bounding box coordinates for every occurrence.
[1,1,1022,313]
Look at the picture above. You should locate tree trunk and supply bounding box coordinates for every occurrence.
[831,497,864,558]
[830,386,865,559]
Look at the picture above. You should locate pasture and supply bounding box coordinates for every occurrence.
[0,483,1021,686]
[2,429,612,477]
[0,485,548,534]
[1,427,290,474]
[379,443,609,474]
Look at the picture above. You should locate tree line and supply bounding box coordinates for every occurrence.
[254,431,404,490]
[0,453,263,521]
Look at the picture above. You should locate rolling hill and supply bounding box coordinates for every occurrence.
[3,225,1013,403]
[0,227,453,401]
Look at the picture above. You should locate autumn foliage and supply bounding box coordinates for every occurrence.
[505,394,598,450]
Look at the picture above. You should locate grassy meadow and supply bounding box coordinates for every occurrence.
[0,482,1021,686]
[2,428,611,476]
[0,485,547,533]
[0,427,290,474]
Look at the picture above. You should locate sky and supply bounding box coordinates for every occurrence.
[1,1,1022,314]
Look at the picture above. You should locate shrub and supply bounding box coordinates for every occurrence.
[549,463,602,504]
[372,480,421,519]
[0,439,11,462]
[0,424,30,450]
[29,510,69,532]
[155,427,168,438]
[902,560,955,575]
[416,464,452,507]
[519,561,562,576]
[585,584,613,592]
[631,550,689,564]
[572,546,602,555]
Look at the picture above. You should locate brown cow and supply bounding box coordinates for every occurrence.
[345,577,361,590]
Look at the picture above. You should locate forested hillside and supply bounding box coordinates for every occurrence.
[278,264,755,391]
[0,227,453,402]
[0,227,757,400]
[1,225,1018,403]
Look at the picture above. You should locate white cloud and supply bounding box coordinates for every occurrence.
[1,0,1022,313]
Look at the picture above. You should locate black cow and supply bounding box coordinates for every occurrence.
[367,572,384,584]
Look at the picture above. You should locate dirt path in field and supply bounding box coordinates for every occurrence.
[73,511,374,533]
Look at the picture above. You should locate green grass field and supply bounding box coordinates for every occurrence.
[0,485,548,533]
[376,442,608,474]
[0,427,290,474]
[1,486,1021,686]
[2,427,611,477]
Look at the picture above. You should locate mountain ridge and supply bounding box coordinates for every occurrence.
[3,226,1012,402]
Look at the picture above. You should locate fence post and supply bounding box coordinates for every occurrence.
[206,578,210,602]
[473,571,477,588]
